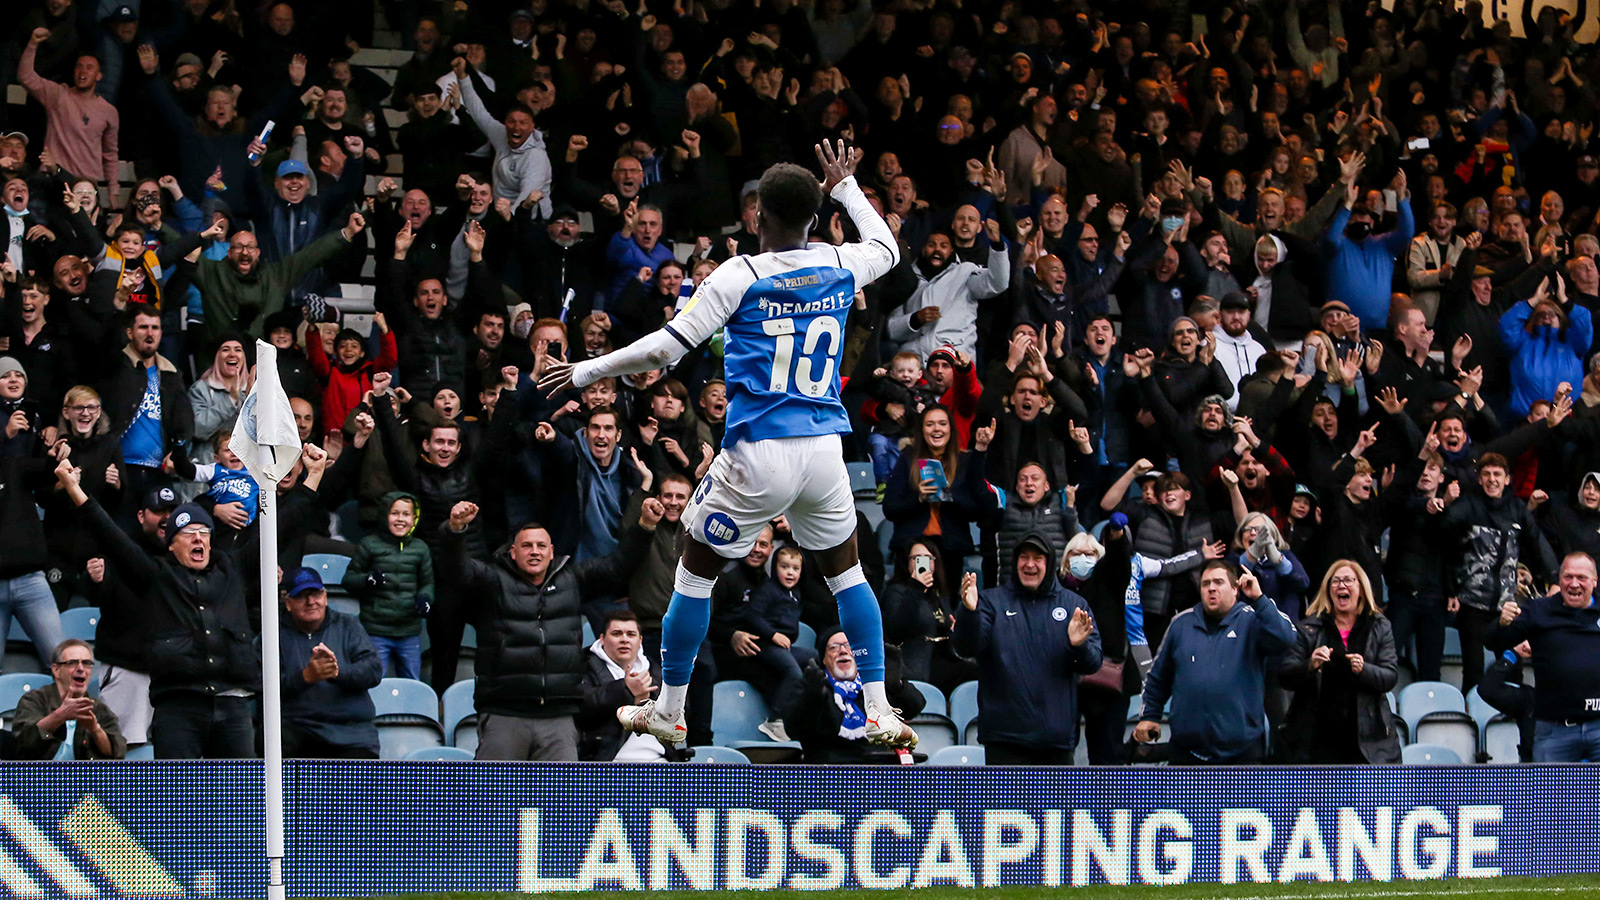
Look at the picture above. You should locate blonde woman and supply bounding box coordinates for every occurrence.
[1277,560,1402,764]
[188,335,254,465]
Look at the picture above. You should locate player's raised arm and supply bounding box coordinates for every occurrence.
[817,139,899,283]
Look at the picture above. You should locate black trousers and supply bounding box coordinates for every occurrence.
[985,741,1075,766]
[151,694,255,759]
[427,573,468,696]
[1389,590,1448,682]
[1168,742,1265,766]
[1455,605,1498,694]
[1078,688,1127,765]
[283,723,379,760]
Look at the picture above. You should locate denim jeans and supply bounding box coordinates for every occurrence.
[868,432,902,485]
[0,571,65,671]
[1533,718,1600,762]
[370,634,422,680]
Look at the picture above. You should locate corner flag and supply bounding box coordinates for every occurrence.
[232,340,302,486]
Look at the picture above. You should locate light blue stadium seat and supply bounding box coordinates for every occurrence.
[855,498,885,532]
[928,745,985,765]
[582,620,595,647]
[125,744,155,760]
[369,678,444,760]
[302,553,351,586]
[690,745,751,764]
[60,608,99,643]
[1090,519,1108,541]
[712,680,802,761]
[1401,743,1462,765]
[328,597,361,617]
[1127,694,1143,721]
[405,746,474,761]
[949,680,979,744]
[909,715,958,756]
[1482,720,1523,764]
[441,679,477,751]
[847,462,877,498]
[0,672,49,724]
[796,621,817,652]
[909,680,946,716]
[1442,627,1462,658]
[1399,681,1475,760]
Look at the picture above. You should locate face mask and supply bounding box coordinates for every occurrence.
[1162,216,1184,233]
[1345,221,1372,240]
[512,318,533,339]
[1068,555,1096,578]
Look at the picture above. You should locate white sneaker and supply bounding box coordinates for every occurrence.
[617,700,687,744]
[865,706,918,748]
[757,718,791,742]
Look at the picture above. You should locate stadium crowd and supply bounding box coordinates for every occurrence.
[2,0,1600,766]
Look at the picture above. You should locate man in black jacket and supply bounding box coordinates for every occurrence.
[101,307,193,506]
[61,451,323,759]
[577,609,688,762]
[442,497,653,761]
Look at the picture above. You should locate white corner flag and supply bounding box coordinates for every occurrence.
[234,338,298,900]
[232,340,302,485]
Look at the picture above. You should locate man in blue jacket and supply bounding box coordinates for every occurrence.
[1323,171,1415,331]
[1134,559,1297,764]
[955,530,1102,765]
[279,568,383,759]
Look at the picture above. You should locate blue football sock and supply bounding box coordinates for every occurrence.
[826,564,885,683]
[659,563,717,688]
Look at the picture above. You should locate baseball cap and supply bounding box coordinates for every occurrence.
[549,203,581,223]
[174,52,204,72]
[1220,291,1252,311]
[0,132,28,146]
[1473,265,1494,278]
[1320,300,1352,317]
[276,159,310,178]
[0,357,25,380]
[143,485,180,512]
[284,567,326,597]
[509,8,534,20]
[1581,155,1599,168]
[103,5,139,23]
[1293,483,1319,504]
[1134,468,1162,483]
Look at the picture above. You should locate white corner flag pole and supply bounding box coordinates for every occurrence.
[233,341,302,900]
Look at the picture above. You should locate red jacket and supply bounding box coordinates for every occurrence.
[858,363,983,448]
[306,329,399,434]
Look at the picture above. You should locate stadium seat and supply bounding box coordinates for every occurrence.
[0,672,49,726]
[1401,743,1462,765]
[874,519,892,564]
[711,680,802,762]
[405,746,474,761]
[60,608,99,643]
[690,745,751,764]
[908,715,958,755]
[1398,681,1475,759]
[1442,627,1462,659]
[125,744,154,760]
[909,680,946,716]
[582,620,595,647]
[329,597,361,617]
[847,462,876,498]
[302,553,351,586]
[1127,695,1144,721]
[855,498,885,532]
[962,555,982,579]
[1482,719,1523,764]
[928,745,985,765]
[369,678,444,760]
[949,680,979,743]
[441,680,477,751]
[1090,519,1108,541]
[796,621,817,652]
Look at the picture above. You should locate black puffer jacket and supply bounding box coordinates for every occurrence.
[442,520,645,718]
[377,394,514,560]
[1131,505,1213,616]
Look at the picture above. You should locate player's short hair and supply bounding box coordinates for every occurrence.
[775,545,804,565]
[1153,471,1191,495]
[586,405,620,427]
[603,608,640,629]
[212,430,233,453]
[891,351,922,368]
[757,163,824,232]
[1479,452,1510,473]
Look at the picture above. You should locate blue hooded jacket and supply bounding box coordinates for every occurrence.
[955,530,1103,751]
[1500,300,1592,416]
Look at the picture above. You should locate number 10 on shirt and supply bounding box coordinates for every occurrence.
[762,316,842,396]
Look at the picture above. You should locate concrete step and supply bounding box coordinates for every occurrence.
[7,85,27,105]
[384,108,411,129]
[373,29,402,50]
[352,47,413,68]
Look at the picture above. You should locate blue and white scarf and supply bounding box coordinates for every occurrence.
[827,672,867,739]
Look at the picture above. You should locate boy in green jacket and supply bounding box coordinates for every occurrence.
[343,492,434,679]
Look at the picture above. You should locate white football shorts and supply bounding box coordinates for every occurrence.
[683,433,858,558]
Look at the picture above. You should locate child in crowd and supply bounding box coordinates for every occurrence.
[342,492,434,680]
[170,430,258,548]
[306,313,398,441]
[742,546,816,738]
[867,351,943,495]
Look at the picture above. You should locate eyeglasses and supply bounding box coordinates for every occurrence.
[67,404,100,413]
[1079,236,1100,243]
[178,526,212,537]
[53,658,93,669]
[1329,576,1359,586]
[825,642,851,653]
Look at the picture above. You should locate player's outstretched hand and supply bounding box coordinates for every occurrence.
[538,360,575,397]
[815,138,860,194]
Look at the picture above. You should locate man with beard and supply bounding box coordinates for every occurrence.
[1138,351,1243,486]
[375,368,522,696]
[188,213,366,349]
[975,337,1091,488]
[1324,173,1416,331]
[20,30,120,208]
[1195,231,1242,299]
[522,205,602,320]
[1213,293,1267,405]
[141,46,308,212]
[888,228,1010,360]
